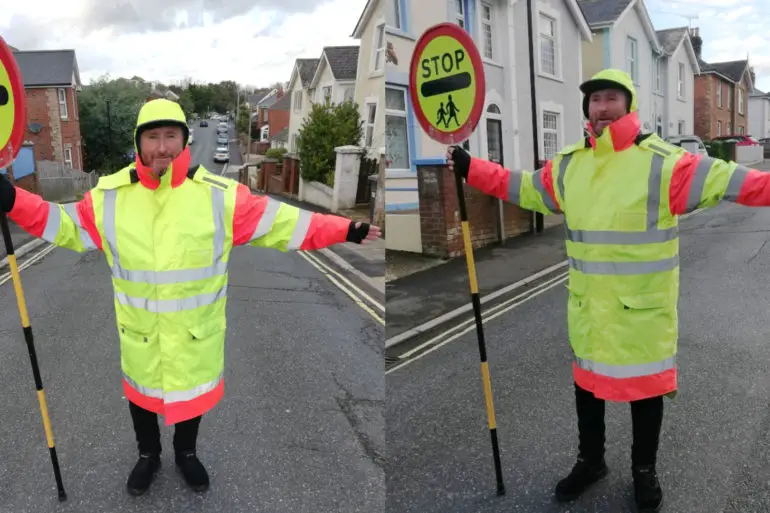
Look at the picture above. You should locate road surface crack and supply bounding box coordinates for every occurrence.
[331,373,384,469]
[746,239,769,264]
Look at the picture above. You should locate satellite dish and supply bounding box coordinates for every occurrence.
[28,122,41,133]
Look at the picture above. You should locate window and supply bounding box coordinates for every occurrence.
[481,2,494,59]
[717,120,722,136]
[322,86,332,103]
[373,23,385,71]
[542,110,559,160]
[63,144,73,168]
[677,63,685,99]
[727,122,732,134]
[486,104,503,164]
[58,88,68,119]
[739,125,744,135]
[656,116,663,137]
[739,88,745,114]
[727,87,732,110]
[717,82,722,108]
[539,14,557,77]
[385,88,410,170]
[293,90,302,111]
[291,133,298,152]
[263,109,268,122]
[72,90,78,120]
[653,57,661,93]
[387,0,402,29]
[364,102,377,147]
[626,37,638,83]
[455,0,465,29]
[678,120,685,135]
[343,87,355,102]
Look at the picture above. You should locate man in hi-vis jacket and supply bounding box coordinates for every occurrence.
[0,99,381,496]
[447,68,770,512]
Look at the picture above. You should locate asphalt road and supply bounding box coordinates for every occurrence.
[387,202,770,513]
[189,119,240,175]
[0,121,384,512]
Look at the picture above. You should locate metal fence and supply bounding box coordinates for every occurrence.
[36,161,97,202]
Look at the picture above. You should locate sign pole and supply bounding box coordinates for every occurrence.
[0,35,67,501]
[409,22,505,497]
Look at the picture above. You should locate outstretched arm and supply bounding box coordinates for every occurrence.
[669,152,770,215]
[231,184,378,250]
[448,146,561,215]
[1,176,102,253]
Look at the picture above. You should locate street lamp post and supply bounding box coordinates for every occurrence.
[106,98,113,168]
[526,0,544,234]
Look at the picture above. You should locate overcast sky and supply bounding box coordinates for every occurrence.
[0,0,768,92]
[0,0,365,89]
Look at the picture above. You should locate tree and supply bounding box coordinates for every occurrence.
[78,75,149,174]
[296,100,363,184]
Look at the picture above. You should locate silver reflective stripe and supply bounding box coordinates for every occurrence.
[723,164,750,202]
[286,209,313,250]
[62,202,98,250]
[103,187,228,285]
[531,168,562,213]
[556,154,572,203]
[124,372,223,402]
[103,189,120,267]
[567,227,677,244]
[684,156,715,213]
[568,256,678,275]
[248,196,281,242]
[647,143,672,157]
[575,355,676,379]
[506,169,522,204]
[566,154,672,246]
[116,285,227,313]
[41,203,60,243]
[164,373,224,403]
[123,374,164,399]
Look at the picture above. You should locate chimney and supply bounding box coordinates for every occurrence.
[750,66,756,86]
[690,27,702,59]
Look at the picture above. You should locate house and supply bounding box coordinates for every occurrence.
[286,58,321,153]
[384,0,592,254]
[351,0,386,160]
[748,87,770,139]
[12,49,83,171]
[267,93,291,146]
[691,28,753,139]
[308,46,359,105]
[254,88,282,136]
[579,0,677,135]
[654,27,699,137]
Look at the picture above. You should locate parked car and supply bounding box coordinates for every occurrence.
[216,135,228,146]
[711,134,761,146]
[665,135,708,157]
[213,146,229,163]
[758,138,770,158]
[199,120,208,127]
[188,128,194,145]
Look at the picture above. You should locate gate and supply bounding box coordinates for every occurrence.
[356,156,378,204]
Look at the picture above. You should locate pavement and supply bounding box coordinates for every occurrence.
[0,118,384,512]
[386,196,770,510]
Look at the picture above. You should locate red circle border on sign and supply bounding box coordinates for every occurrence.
[409,22,486,146]
[0,36,27,170]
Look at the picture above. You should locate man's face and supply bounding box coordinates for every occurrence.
[139,126,184,177]
[588,88,628,135]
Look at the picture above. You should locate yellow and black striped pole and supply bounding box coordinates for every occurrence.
[0,208,67,501]
[452,156,505,496]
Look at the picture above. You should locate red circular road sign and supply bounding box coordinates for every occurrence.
[409,23,485,145]
[0,36,26,170]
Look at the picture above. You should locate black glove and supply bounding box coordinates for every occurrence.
[346,221,370,244]
[449,145,471,180]
[0,174,16,213]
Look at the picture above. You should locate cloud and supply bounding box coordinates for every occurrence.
[0,0,364,87]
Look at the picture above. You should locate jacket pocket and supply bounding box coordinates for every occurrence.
[119,324,161,383]
[186,318,226,378]
[617,292,671,311]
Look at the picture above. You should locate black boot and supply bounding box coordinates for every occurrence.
[554,456,609,502]
[633,464,663,512]
[126,453,161,496]
[175,450,210,492]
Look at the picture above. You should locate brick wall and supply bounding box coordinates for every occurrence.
[23,86,82,168]
[268,108,289,138]
[417,165,531,258]
[694,75,713,140]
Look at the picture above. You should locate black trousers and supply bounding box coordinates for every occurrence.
[128,401,202,456]
[574,383,664,467]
